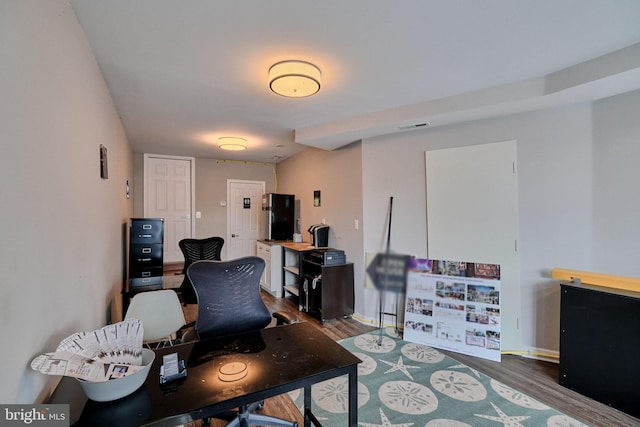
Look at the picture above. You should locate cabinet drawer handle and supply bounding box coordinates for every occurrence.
[141,248,152,254]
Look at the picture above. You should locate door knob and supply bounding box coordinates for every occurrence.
[232,234,239,237]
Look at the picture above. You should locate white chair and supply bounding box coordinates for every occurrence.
[125,290,188,347]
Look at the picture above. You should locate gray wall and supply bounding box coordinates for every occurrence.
[1,1,134,403]
[133,155,276,260]
[276,142,365,300]
[592,90,640,274]
[360,90,640,354]
[194,158,275,259]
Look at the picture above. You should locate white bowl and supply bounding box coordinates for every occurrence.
[77,349,155,402]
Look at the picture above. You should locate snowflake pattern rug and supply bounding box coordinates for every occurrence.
[289,329,587,426]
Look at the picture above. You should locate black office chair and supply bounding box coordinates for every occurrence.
[178,236,224,304]
[186,257,298,427]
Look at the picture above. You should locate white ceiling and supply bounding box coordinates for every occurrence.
[70,0,640,163]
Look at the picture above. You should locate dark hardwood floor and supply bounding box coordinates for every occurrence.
[170,258,638,426]
[436,349,640,427]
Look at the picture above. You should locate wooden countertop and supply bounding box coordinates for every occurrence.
[258,240,316,251]
[280,242,316,251]
[552,267,640,293]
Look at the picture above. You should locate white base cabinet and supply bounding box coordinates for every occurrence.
[257,241,282,297]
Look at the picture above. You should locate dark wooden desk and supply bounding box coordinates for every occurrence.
[48,322,361,426]
[559,282,640,418]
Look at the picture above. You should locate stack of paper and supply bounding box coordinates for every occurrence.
[31,318,146,382]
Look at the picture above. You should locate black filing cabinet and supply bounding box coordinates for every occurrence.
[129,218,164,284]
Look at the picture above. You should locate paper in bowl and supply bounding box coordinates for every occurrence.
[31,319,147,391]
[76,348,155,402]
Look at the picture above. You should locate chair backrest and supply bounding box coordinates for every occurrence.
[124,290,186,343]
[186,257,271,340]
[179,237,224,273]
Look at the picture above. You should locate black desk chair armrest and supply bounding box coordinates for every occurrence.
[273,311,299,326]
[180,315,296,342]
[176,321,197,343]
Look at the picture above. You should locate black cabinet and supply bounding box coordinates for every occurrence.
[559,282,640,418]
[301,260,354,323]
[129,218,164,282]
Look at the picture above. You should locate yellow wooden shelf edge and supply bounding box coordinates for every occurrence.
[551,267,640,293]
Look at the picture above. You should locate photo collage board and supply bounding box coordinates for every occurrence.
[403,258,502,362]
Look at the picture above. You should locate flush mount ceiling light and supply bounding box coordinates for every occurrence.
[218,137,247,151]
[269,60,321,98]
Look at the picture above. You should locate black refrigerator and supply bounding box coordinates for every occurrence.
[261,193,295,241]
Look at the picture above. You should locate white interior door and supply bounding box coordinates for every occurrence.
[426,140,521,350]
[144,154,195,263]
[227,180,264,260]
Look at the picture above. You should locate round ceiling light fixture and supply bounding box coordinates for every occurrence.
[218,137,247,151]
[269,60,321,98]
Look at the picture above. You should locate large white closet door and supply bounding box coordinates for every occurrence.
[144,155,195,263]
[426,140,521,350]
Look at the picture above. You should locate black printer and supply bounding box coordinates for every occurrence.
[306,249,346,266]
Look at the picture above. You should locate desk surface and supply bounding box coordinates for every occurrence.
[49,322,360,426]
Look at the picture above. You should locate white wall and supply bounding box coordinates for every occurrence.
[0,1,133,403]
[362,93,640,354]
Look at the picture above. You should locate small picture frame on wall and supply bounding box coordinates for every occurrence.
[100,144,108,179]
[314,190,321,207]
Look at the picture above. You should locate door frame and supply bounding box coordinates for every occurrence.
[143,153,196,240]
[226,179,265,260]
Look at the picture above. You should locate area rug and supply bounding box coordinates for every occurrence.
[289,329,587,426]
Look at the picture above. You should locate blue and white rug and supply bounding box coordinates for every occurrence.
[290,329,587,426]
